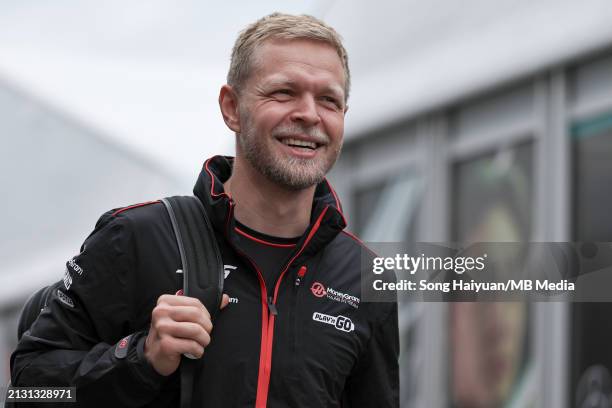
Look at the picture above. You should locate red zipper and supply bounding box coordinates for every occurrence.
[254,206,329,407]
[227,253,272,408]
[224,200,329,407]
[223,204,271,408]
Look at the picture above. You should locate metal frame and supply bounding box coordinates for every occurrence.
[537,69,571,408]
[415,114,450,408]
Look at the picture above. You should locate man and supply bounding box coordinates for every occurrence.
[11,13,399,407]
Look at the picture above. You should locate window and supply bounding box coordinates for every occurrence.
[354,172,423,242]
[570,112,612,407]
[450,142,534,408]
[353,170,425,407]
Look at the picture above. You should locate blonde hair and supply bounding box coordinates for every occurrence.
[228,12,350,100]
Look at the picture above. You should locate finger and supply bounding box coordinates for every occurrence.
[158,293,202,307]
[220,294,230,310]
[159,335,205,359]
[156,320,211,347]
[167,306,213,333]
[157,295,211,319]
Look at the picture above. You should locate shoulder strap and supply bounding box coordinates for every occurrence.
[161,196,224,313]
[17,283,57,341]
[160,195,224,408]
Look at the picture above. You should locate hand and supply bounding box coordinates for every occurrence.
[144,293,229,376]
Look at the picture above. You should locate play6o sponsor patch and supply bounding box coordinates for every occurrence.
[312,312,355,333]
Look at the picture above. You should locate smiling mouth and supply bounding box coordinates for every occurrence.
[278,137,322,150]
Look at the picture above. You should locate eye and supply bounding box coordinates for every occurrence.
[321,96,342,109]
[273,89,292,96]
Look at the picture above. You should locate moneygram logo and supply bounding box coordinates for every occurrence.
[310,282,360,309]
[311,282,327,297]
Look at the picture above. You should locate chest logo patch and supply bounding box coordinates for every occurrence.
[56,289,75,308]
[310,282,327,297]
[63,268,73,290]
[310,282,360,309]
[312,312,355,333]
[224,264,237,279]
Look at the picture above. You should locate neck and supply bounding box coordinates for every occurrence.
[224,157,316,238]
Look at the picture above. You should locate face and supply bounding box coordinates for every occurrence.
[235,39,346,190]
[452,302,527,408]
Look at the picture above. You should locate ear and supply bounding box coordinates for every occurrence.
[219,85,241,133]
[343,104,349,115]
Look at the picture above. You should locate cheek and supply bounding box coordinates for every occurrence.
[255,110,286,136]
[257,104,293,128]
[321,112,344,141]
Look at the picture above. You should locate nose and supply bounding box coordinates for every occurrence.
[289,95,321,127]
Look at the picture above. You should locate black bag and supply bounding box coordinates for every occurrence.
[10,195,223,408]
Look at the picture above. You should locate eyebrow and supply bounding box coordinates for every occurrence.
[262,78,298,89]
[262,77,345,101]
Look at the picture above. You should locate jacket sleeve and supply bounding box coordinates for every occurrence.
[342,301,400,408]
[10,211,166,407]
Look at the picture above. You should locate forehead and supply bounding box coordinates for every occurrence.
[248,38,346,94]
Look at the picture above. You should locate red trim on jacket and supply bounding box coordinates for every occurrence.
[324,178,347,226]
[341,230,379,258]
[205,157,235,236]
[234,227,297,248]
[204,157,232,201]
[253,263,270,408]
[111,201,160,217]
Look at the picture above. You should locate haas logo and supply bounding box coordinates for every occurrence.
[311,282,327,297]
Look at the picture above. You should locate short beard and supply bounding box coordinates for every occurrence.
[237,110,341,191]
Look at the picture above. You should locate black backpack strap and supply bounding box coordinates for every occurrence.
[160,195,224,408]
[17,283,57,341]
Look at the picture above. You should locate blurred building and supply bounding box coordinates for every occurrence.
[326,1,612,407]
[0,78,182,386]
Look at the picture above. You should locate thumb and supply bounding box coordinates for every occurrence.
[220,294,230,309]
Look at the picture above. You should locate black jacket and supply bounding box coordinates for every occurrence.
[11,156,399,407]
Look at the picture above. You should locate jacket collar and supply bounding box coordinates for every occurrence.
[193,156,347,260]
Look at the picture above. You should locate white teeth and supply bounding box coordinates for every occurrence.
[281,138,317,149]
